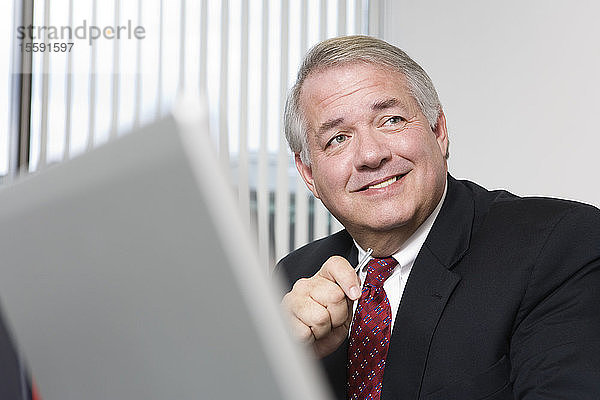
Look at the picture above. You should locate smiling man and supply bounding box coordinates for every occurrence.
[276,36,600,400]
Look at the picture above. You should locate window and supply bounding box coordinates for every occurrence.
[7,0,381,267]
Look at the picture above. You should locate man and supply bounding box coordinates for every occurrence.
[276,35,600,400]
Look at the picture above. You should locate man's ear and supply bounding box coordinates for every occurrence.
[294,153,320,199]
[433,111,449,159]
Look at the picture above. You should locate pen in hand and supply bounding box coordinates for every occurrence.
[355,248,373,273]
[349,248,373,323]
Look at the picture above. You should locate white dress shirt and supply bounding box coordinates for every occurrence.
[353,180,448,332]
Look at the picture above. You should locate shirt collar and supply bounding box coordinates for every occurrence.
[354,178,448,271]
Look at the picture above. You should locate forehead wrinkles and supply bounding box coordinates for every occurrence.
[299,64,419,137]
[315,76,382,110]
[305,65,390,104]
[301,75,378,130]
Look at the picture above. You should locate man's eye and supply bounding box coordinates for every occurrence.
[327,134,348,147]
[384,116,405,126]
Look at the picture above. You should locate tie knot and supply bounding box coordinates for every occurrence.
[364,257,397,288]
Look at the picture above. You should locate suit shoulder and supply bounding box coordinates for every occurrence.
[471,189,600,262]
[490,193,600,227]
[454,177,600,257]
[452,177,598,225]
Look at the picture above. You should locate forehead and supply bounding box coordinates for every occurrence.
[299,62,414,113]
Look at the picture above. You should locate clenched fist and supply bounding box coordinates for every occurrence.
[281,256,361,358]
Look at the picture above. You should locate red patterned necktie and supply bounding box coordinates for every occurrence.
[347,257,397,400]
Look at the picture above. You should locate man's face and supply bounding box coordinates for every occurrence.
[296,62,448,239]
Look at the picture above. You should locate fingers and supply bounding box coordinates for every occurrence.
[282,277,347,339]
[308,279,350,327]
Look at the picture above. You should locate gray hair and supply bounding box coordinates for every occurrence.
[284,35,444,165]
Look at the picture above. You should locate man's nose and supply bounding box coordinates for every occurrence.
[353,129,392,169]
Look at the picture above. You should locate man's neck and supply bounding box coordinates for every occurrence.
[351,227,417,257]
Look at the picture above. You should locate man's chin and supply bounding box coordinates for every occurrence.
[346,216,412,235]
[330,205,415,235]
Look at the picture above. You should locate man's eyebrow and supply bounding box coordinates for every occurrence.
[317,117,344,136]
[371,98,399,111]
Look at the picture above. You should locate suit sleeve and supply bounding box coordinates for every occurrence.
[510,204,600,399]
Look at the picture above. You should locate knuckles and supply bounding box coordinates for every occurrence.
[292,277,312,293]
[295,324,314,343]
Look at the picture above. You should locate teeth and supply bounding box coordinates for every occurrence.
[368,176,399,189]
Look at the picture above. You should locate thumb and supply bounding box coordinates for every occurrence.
[318,255,361,300]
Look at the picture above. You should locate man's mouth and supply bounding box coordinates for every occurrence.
[359,174,406,191]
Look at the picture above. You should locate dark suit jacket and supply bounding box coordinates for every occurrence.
[275,175,600,399]
[0,308,30,399]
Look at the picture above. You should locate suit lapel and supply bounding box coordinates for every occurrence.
[381,248,460,399]
[381,176,475,400]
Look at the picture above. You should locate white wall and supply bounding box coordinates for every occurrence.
[383,0,600,207]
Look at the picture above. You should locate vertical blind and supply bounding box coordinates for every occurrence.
[0,0,16,180]
[10,0,381,268]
